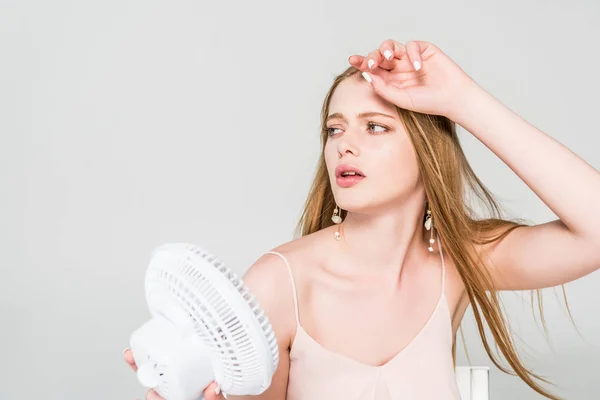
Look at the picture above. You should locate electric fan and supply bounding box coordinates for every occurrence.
[129,243,279,400]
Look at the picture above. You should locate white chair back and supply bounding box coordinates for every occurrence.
[456,366,490,400]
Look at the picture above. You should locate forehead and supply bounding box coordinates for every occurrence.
[328,75,398,117]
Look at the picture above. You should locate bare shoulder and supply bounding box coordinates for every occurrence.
[267,228,329,275]
[241,253,296,344]
[241,230,324,339]
[244,229,323,284]
[226,232,326,400]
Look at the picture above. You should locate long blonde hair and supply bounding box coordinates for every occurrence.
[294,66,572,399]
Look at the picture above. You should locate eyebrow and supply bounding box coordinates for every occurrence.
[326,111,397,122]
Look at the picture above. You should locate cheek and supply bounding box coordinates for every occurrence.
[323,143,335,171]
[371,140,420,186]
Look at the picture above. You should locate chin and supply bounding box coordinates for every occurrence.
[334,185,409,215]
[334,191,383,214]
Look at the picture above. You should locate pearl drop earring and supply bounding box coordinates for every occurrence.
[332,205,342,240]
[425,208,435,252]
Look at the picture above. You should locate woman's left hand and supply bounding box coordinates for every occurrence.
[348,39,479,119]
[124,349,225,400]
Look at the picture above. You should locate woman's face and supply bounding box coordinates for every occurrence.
[324,75,422,213]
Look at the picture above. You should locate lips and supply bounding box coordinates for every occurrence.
[335,164,365,188]
[335,165,365,178]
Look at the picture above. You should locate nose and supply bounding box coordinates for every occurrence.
[337,134,360,158]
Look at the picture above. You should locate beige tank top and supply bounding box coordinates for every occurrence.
[265,237,462,400]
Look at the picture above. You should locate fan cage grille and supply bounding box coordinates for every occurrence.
[148,244,279,392]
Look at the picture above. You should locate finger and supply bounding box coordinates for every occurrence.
[351,48,384,72]
[349,46,399,73]
[349,45,414,74]
[406,41,422,71]
[379,39,406,62]
[365,42,407,72]
[124,348,138,372]
[376,40,406,71]
[146,389,164,400]
[349,40,409,72]
[203,382,225,400]
[370,67,393,82]
[360,71,416,111]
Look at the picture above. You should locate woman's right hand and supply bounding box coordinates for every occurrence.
[124,348,226,400]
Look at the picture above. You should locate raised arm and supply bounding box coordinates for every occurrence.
[351,39,600,291]
[454,84,600,291]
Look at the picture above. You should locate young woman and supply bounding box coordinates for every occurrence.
[125,39,600,400]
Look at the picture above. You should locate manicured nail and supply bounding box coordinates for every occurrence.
[361,72,372,83]
[414,61,421,71]
[384,50,393,60]
[368,59,375,70]
[123,348,129,356]
[347,55,353,63]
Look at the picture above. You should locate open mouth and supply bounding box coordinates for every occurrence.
[336,172,365,187]
[335,165,365,187]
[340,171,363,177]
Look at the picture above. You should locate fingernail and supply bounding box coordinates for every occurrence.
[123,348,129,356]
[214,384,221,395]
[384,50,393,60]
[361,72,372,83]
[414,61,421,71]
[367,59,375,70]
[347,55,353,63]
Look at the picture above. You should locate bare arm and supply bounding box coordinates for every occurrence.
[453,83,600,290]
[227,253,296,399]
[351,39,600,291]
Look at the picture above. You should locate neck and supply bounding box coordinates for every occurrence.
[334,195,433,277]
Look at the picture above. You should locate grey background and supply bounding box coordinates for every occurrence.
[2,0,599,398]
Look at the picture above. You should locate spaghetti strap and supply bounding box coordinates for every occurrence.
[437,233,446,297]
[265,251,300,326]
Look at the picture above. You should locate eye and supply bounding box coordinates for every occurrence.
[325,122,390,138]
[326,127,342,137]
[368,122,389,134]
